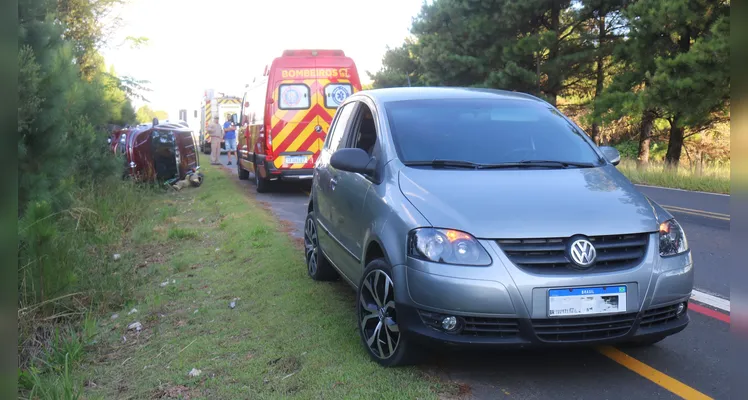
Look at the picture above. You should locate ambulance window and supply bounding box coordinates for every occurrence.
[324,83,353,108]
[278,84,310,110]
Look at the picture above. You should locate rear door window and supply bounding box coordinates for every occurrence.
[324,83,353,109]
[278,84,310,110]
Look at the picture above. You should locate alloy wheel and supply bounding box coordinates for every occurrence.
[359,269,399,360]
[304,217,318,276]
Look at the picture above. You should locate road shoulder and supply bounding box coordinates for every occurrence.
[74,162,455,399]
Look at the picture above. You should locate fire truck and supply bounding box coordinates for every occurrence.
[199,89,242,154]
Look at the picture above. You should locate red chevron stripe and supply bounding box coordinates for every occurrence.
[271,108,301,132]
[273,104,330,154]
[296,130,324,159]
[319,109,334,123]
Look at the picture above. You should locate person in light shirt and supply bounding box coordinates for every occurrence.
[206,116,223,165]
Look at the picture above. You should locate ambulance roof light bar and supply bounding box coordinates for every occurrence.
[281,49,345,57]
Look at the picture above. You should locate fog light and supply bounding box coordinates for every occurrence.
[441,316,458,331]
[677,302,687,315]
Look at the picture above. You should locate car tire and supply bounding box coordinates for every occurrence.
[254,164,270,193]
[303,212,338,281]
[357,259,420,367]
[237,162,249,180]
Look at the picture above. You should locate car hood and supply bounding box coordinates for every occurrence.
[397,165,659,239]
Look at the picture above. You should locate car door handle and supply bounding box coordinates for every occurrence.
[330,177,338,190]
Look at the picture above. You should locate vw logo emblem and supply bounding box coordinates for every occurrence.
[569,238,596,268]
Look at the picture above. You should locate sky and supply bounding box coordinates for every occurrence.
[101,0,425,119]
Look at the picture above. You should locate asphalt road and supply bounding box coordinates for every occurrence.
[634,185,730,298]
[218,154,730,400]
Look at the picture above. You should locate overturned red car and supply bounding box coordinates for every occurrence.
[112,119,201,183]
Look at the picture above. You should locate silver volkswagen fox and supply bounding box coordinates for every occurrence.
[304,87,693,367]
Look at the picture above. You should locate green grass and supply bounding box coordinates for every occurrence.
[617,158,730,194]
[18,178,163,398]
[66,158,451,399]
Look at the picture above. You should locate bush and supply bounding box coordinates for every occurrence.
[18,180,150,317]
[614,140,639,159]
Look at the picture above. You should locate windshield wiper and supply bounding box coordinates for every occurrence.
[403,159,482,169]
[478,160,597,169]
[404,159,598,170]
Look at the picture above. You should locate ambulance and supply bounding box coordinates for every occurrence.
[235,49,362,192]
[199,90,242,154]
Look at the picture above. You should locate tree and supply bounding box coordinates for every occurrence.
[135,105,168,123]
[18,0,138,215]
[577,0,627,143]
[400,0,602,106]
[57,0,125,80]
[410,0,506,87]
[18,0,142,328]
[489,0,600,106]
[367,39,424,88]
[647,3,730,166]
[593,0,729,167]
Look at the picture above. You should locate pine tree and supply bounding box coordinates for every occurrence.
[594,0,729,167]
[367,40,423,88]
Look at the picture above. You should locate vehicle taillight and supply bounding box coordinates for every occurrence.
[265,127,274,160]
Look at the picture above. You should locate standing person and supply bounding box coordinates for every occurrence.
[223,115,238,165]
[207,116,223,165]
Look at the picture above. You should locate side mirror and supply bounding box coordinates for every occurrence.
[231,114,238,124]
[153,117,159,126]
[600,146,621,166]
[331,148,375,175]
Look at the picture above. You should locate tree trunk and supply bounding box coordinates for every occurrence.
[664,27,691,169]
[637,109,654,168]
[546,0,561,106]
[665,120,684,168]
[590,15,606,144]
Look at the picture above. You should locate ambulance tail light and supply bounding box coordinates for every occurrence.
[264,127,274,161]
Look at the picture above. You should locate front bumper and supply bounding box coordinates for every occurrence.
[392,234,693,347]
[395,299,689,348]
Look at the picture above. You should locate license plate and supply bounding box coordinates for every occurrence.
[284,155,308,165]
[548,286,627,317]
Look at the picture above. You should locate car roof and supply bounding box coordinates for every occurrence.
[359,87,547,104]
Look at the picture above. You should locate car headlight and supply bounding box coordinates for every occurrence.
[659,219,688,257]
[407,228,492,266]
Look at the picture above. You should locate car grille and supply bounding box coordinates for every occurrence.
[532,312,637,342]
[418,310,520,338]
[497,233,650,272]
[639,304,683,328]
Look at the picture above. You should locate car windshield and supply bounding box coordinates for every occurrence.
[384,98,603,167]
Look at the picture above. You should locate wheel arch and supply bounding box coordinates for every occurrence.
[363,236,391,267]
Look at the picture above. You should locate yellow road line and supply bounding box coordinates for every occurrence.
[663,205,730,218]
[598,346,713,400]
[662,205,730,221]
